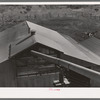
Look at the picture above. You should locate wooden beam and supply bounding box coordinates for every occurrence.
[31,50,100,83]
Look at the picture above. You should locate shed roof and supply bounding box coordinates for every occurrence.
[26,21,92,62]
[62,34,100,65]
[0,21,100,66]
[81,37,100,57]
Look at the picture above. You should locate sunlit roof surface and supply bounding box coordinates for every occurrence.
[0,21,100,66]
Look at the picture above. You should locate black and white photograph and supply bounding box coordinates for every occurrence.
[1,4,100,87]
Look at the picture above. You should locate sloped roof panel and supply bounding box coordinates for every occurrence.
[34,33,64,52]
[61,34,100,65]
[11,36,36,57]
[81,37,100,57]
[26,21,93,63]
[0,21,29,63]
[1,21,100,66]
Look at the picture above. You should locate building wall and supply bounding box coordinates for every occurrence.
[0,60,17,87]
[17,72,59,87]
[60,53,100,87]
[1,42,93,87]
[60,53,91,87]
[0,55,59,87]
[12,43,60,87]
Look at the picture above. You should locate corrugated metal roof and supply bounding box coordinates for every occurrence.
[1,21,100,66]
[81,37,100,57]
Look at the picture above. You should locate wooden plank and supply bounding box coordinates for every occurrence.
[31,50,100,83]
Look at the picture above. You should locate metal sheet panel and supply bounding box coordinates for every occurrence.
[1,21,100,66]
[27,21,93,64]
[34,33,64,52]
[0,22,29,63]
[81,37,100,56]
[63,35,100,65]
[11,36,36,57]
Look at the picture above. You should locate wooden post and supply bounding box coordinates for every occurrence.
[9,44,11,59]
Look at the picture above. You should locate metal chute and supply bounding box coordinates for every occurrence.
[31,50,100,83]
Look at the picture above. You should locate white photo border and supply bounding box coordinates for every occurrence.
[0,1,100,98]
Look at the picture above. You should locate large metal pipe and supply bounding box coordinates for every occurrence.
[31,50,100,83]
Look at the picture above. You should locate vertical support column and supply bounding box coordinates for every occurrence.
[59,68,64,83]
[9,44,11,59]
[57,65,64,86]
